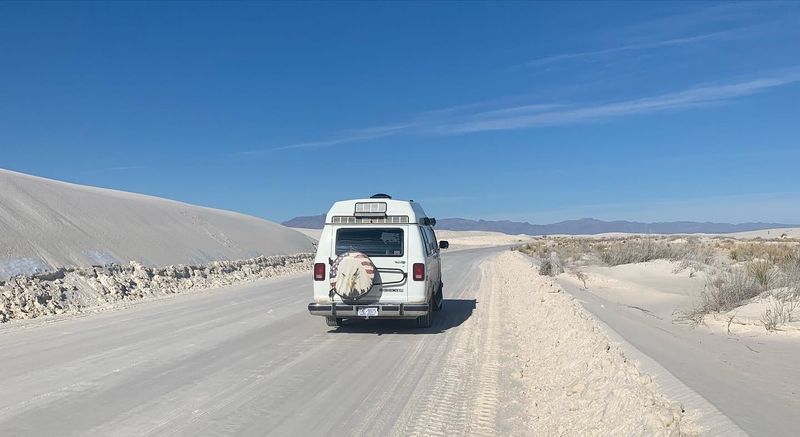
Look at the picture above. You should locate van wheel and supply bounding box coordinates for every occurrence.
[325,316,343,327]
[416,300,434,329]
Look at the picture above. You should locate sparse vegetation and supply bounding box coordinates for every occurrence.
[538,251,564,277]
[572,269,588,289]
[514,235,800,331]
[730,242,797,264]
[682,253,800,329]
[515,235,718,269]
[761,297,798,331]
[747,260,777,290]
[705,267,760,311]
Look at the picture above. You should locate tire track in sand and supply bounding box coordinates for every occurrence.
[391,262,500,436]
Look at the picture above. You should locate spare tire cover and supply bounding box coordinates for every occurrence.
[330,252,375,299]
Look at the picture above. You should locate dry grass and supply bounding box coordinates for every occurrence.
[730,242,798,263]
[761,297,799,331]
[538,251,565,277]
[681,255,800,328]
[747,260,777,290]
[514,236,800,329]
[514,235,717,269]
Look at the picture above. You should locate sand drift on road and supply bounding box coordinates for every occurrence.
[486,251,688,436]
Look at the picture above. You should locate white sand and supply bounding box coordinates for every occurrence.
[725,227,800,239]
[289,227,532,250]
[1,253,312,323]
[0,168,315,280]
[435,230,532,248]
[489,251,691,435]
[557,260,798,436]
[292,227,322,240]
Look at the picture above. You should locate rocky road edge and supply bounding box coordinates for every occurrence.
[493,251,693,436]
[0,253,313,323]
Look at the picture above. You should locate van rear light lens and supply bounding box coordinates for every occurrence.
[314,263,326,281]
[413,263,425,281]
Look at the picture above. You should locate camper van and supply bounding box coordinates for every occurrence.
[307,194,448,328]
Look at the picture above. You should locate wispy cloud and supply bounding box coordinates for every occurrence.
[523,1,786,70]
[525,29,739,68]
[526,30,735,67]
[253,68,800,152]
[82,165,145,174]
[437,71,800,134]
[242,123,418,154]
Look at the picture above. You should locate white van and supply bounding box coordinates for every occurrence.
[307,194,448,328]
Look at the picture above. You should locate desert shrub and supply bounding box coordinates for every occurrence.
[709,267,762,309]
[596,238,686,266]
[673,239,718,274]
[761,297,797,331]
[680,256,800,327]
[539,252,564,277]
[516,236,720,269]
[678,267,761,325]
[515,239,598,268]
[747,260,777,290]
[681,239,717,265]
[675,305,708,326]
[572,269,588,288]
[730,242,797,263]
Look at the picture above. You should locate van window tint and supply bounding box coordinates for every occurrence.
[420,227,432,256]
[336,228,404,257]
[424,226,438,254]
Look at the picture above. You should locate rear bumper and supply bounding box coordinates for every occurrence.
[308,302,428,318]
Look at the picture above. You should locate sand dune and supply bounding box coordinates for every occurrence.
[0,168,315,280]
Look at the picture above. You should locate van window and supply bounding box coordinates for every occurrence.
[420,227,432,256]
[336,228,404,257]
[423,226,438,254]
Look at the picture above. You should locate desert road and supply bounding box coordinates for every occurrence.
[0,247,508,436]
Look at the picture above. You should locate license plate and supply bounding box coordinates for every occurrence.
[357,307,379,317]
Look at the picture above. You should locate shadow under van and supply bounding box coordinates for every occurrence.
[326,298,476,335]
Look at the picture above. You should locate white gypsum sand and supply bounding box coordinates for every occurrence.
[0,253,313,323]
[289,228,533,249]
[0,168,316,280]
[488,251,690,436]
[435,230,533,249]
[555,259,797,436]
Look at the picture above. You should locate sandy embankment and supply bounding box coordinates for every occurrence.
[555,259,796,435]
[0,168,316,281]
[488,251,689,436]
[0,254,313,323]
[0,168,320,323]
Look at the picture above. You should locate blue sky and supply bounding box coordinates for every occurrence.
[2,1,800,224]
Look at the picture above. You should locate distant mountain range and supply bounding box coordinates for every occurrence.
[282,214,796,236]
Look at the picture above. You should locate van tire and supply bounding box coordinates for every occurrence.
[325,316,343,327]
[416,300,434,329]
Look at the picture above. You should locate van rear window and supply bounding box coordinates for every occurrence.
[335,228,404,257]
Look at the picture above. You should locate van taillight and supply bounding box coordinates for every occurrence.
[314,263,326,281]
[413,263,425,281]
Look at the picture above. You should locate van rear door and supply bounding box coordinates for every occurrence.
[331,226,409,303]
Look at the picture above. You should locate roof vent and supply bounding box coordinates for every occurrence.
[370,193,392,199]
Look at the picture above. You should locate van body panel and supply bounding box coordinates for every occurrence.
[310,197,444,321]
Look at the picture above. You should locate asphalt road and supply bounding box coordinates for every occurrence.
[0,246,507,437]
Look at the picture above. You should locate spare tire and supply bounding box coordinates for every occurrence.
[330,252,376,299]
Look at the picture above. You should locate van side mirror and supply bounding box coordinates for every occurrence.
[439,240,449,250]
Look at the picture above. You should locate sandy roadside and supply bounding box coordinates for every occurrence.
[487,250,692,436]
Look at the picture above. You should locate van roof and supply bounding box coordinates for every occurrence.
[325,198,428,224]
